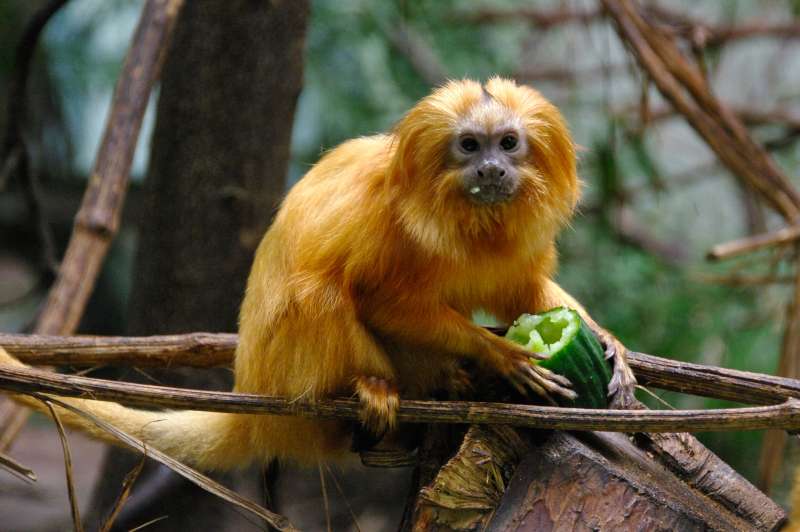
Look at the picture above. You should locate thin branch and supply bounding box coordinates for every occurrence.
[602,0,800,222]
[0,450,36,483]
[41,399,83,532]
[0,332,236,368]
[692,272,794,287]
[0,0,186,450]
[36,0,184,335]
[1,364,800,432]
[99,455,146,532]
[5,332,800,406]
[35,394,298,531]
[708,224,800,261]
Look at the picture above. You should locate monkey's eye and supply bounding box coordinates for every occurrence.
[459,137,480,153]
[500,135,518,151]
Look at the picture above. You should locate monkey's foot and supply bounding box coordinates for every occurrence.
[354,376,399,438]
[594,329,638,409]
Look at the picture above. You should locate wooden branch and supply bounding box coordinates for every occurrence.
[0,0,185,450]
[708,224,800,260]
[602,0,800,222]
[36,0,184,336]
[1,362,800,433]
[5,332,800,406]
[40,394,297,531]
[0,332,236,368]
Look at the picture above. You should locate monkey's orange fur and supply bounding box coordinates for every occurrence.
[0,78,595,470]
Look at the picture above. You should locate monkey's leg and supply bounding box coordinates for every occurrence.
[365,303,575,405]
[354,375,399,437]
[542,280,638,408]
[345,319,400,441]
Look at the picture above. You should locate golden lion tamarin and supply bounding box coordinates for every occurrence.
[0,77,635,470]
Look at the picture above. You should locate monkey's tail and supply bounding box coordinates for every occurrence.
[0,347,253,471]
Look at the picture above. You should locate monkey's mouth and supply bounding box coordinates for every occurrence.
[465,183,517,205]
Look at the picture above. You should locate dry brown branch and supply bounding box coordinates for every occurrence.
[708,225,800,261]
[2,363,800,432]
[602,0,800,493]
[618,103,800,132]
[99,455,146,532]
[41,399,83,532]
[760,267,800,490]
[692,272,793,287]
[37,394,297,531]
[0,332,236,368]
[643,3,800,47]
[7,332,800,406]
[36,0,184,335]
[0,0,185,450]
[602,0,800,222]
[0,450,36,482]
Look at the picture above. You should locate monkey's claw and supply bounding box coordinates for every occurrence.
[508,357,576,405]
[354,376,399,438]
[594,329,637,409]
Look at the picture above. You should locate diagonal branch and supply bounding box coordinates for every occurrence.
[601,0,800,222]
[0,0,186,451]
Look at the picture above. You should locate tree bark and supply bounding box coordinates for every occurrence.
[85,1,309,530]
[405,428,786,532]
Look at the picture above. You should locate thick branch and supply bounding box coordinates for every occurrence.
[4,332,800,406]
[1,362,800,433]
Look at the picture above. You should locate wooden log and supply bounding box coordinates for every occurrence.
[403,427,786,531]
[486,431,784,531]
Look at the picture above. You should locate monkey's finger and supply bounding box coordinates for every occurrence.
[509,371,556,405]
[528,363,572,387]
[528,365,578,401]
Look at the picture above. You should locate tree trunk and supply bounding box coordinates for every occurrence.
[85,1,309,530]
[404,427,787,532]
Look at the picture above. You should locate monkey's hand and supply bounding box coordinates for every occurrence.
[354,375,399,439]
[592,327,637,409]
[492,340,576,405]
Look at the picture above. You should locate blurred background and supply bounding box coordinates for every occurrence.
[1,0,800,530]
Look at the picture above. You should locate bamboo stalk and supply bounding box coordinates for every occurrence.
[1,363,800,433]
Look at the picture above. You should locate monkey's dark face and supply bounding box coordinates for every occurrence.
[448,99,529,205]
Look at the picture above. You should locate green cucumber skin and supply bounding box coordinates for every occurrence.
[506,308,612,409]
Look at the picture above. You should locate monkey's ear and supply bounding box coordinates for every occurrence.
[525,103,580,211]
[388,104,449,189]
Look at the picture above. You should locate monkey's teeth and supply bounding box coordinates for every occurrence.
[470,186,481,194]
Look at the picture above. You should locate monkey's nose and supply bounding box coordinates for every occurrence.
[477,162,506,181]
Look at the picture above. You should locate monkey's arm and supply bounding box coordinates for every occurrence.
[365,302,575,404]
[541,279,637,408]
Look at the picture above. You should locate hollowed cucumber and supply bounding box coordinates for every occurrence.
[505,307,611,409]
